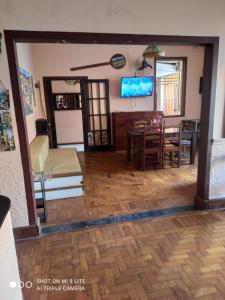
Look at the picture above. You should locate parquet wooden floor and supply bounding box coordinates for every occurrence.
[44,151,197,226]
[17,210,225,300]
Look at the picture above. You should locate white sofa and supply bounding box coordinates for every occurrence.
[30,135,84,201]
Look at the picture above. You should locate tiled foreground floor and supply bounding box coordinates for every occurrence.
[17,210,225,300]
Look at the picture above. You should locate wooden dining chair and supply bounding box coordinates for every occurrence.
[141,123,164,170]
[132,120,149,159]
[169,121,192,163]
[162,124,181,168]
[133,120,149,128]
[180,120,194,160]
[149,114,164,127]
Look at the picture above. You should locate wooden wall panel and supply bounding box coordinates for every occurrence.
[112,111,163,150]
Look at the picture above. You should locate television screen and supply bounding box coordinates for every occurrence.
[121,76,154,98]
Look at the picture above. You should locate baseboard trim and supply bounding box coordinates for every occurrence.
[195,195,225,210]
[13,225,39,241]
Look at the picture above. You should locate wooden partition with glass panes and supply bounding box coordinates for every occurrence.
[84,79,111,151]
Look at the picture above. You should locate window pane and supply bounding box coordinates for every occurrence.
[91,83,98,98]
[156,59,185,116]
[100,99,106,114]
[93,99,100,115]
[93,116,100,130]
[94,132,102,146]
[89,116,94,130]
[89,100,93,115]
[101,115,107,130]
[102,131,108,145]
[99,82,106,98]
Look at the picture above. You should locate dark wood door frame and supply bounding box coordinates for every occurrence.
[153,56,188,118]
[4,30,219,228]
[43,76,88,149]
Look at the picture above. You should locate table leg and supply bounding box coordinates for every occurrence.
[127,133,131,162]
[190,132,197,164]
[135,136,142,169]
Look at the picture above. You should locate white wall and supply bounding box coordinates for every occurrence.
[209,139,225,199]
[17,43,44,144]
[17,43,36,144]
[0,213,23,300]
[0,40,29,228]
[1,0,225,227]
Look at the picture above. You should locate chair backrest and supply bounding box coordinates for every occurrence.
[143,123,164,149]
[133,120,149,128]
[163,123,182,148]
[181,119,196,131]
[150,114,164,126]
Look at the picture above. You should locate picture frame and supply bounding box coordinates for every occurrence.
[0,111,15,151]
[0,89,10,110]
[19,68,35,116]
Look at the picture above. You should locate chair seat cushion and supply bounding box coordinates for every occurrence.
[164,144,179,151]
[170,139,191,146]
[181,139,191,145]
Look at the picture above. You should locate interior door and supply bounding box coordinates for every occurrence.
[43,79,57,148]
[43,76,88,149]
[82,79,111,151]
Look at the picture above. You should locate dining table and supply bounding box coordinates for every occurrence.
[127,126,198,169]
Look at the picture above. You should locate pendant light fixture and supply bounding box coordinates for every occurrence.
[143,44,165,59]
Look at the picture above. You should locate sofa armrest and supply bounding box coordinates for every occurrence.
[30,135,49,173]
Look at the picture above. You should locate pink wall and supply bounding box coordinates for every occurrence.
[31,44,204,142]
[52,81,84,143]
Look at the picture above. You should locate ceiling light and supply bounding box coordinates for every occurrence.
[143,44,165,59]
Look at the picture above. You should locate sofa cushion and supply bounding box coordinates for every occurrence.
[30,135,49,173]
[44,148,82,178]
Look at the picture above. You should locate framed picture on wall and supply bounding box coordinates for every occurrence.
[19,67,35,116]
[53,93,81,110]
[0,89,10,110]
[0,111,15,151]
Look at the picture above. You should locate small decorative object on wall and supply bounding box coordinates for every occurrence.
[56,95,67,109]
[54,93,81,110]
[0,81,10,110]
[110,54,126,69]
[0,80,15,151]
[19,67,35,116]
[70,53,126,71]
[0,90,10,110]
[0,111,15,151]
[136,57,153,71]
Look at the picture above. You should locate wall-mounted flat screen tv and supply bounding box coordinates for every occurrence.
[121,76,154,98]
